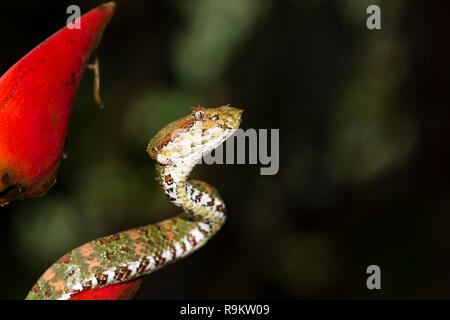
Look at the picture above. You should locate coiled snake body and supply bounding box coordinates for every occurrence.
[25,105,243,300]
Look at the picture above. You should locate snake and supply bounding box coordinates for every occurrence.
[25,105,243,300]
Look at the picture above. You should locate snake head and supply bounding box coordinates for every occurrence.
[191,105,243,130]
[147,105,243,165]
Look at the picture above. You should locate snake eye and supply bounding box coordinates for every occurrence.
[194,111,206,121]
[211,115,219,121]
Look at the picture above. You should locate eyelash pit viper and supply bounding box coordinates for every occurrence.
[25,105,243,300]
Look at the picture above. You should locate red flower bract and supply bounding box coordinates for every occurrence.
[69,279,142,300]
[0,2,115,206]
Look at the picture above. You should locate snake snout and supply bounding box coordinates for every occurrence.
[223,107,243,129]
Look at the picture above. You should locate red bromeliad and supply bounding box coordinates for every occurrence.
[0,2,115,207]
[69,279,142,300]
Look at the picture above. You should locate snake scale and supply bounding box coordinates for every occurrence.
[25,105,243,300]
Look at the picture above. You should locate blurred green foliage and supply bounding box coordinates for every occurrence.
[0,0,447,299]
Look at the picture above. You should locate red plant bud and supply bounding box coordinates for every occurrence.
[69,279,142,300]
[0,2,115,206]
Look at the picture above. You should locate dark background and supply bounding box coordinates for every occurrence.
[0,0,449,299]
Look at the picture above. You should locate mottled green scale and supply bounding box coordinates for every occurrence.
[190,179,223,203]
[25,214,207,300]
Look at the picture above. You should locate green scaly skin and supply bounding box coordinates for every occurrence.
[25,105,243,300]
